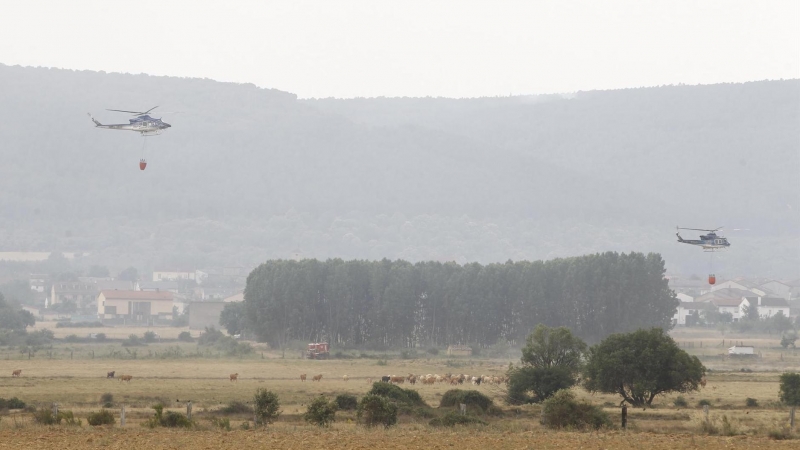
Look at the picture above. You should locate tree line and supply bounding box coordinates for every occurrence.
[241,252,677,348]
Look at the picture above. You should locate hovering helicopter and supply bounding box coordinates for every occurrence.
[87,106,171,136]
[675,227,730,251]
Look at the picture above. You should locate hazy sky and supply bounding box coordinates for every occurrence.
[2,1,797,98]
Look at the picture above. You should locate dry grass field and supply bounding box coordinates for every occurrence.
[1,325,798,447]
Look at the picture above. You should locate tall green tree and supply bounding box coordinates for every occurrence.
[582,328,705,406]
[779,372,800,406]
[219,302,246,336]
[0,293,35,331]
[507,325,587,404]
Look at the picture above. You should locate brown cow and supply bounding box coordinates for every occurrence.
[11,369,22,377]
[390,376,405,384]
[119,375,133,382]
[229,373,238,382]
[300,373,307,382]
[312,374,323,382]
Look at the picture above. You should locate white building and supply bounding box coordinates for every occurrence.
[757,281,792,301]
[152,269,196,282]
[740,297,790,319]
[709,297,744,321]
[674,302,709,326]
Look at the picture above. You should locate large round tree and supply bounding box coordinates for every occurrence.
[582,328,705,406]
[507,324,587,404]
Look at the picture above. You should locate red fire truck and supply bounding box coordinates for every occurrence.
[306,342,330,359]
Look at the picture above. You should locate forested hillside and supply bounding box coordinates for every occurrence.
[243,253,676,347]
[0,64,797,276]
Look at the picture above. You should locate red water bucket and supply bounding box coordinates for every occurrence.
[708,274,716,285]
[139,159,147,170]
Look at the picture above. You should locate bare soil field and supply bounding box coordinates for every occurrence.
[0,427,797,449]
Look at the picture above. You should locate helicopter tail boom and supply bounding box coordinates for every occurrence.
[87,113,102,127]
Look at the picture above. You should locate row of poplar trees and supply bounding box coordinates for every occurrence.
[242,252,677,349]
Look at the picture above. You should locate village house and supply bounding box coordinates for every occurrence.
[97,290,174,324]
[152,269,196,282]
[709,297,745,321]
[50,282,99,308]
[710,280,768,297]
[740,297,790,319]
[673,301,710,326]
[757,280,792,301]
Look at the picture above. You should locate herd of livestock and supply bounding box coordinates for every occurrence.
[10,369,508,386]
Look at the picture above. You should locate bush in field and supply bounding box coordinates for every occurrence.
[429,411,487,427]
[541,389,611,430]
[779,372,800,406]
[673,396,688,407]
[698,399,712,407]
[64,334,80,343]
[745,398,758,407]
[303,396,338,427]
[0,397,26,410]
[95,333,106,342]
[335,394,358,411]
[427,347,439,356]
[209,417,231,431]
[144,404,192,428]
[178,331,194,342]
[100,393,114,407]
[123,334,144,346]
[219,401,252,415]
[357,394,397,428]
[86,409,115,426]
[253,389,281,427]
[33,408,82,426]
[440,390,494,412]
[198,327,225,345]
[143,331,158,343]
[367,382,426,407]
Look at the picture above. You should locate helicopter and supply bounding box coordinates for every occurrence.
[675,227,730,251]
[87,106,171,136]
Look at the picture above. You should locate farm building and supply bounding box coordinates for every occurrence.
[97,290,173,324]
[447,345,473,356]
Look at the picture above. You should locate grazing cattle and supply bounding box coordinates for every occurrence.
[119,375,133,382]
[342,375,349,382]
[449,378,459,385]
[300,373,307,382]
[390,376,405,384]
[408,375,417,385]
[381,375,391,383]
[229,373,238,382]
[422,376,436,385]
[12,369,22,377]
[312,374,323,382]
[107,371,115,378]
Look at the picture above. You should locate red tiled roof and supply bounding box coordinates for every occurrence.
[100,290,173,301]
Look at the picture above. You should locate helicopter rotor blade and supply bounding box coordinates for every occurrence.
[142,106,158,115]
[677,227,720,232]
[107,109,147,114]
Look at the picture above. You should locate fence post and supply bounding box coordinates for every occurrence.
[621,404,627,430]
[703,405,709,423]
[791,407,795,431]
[52,403,58,418]
[459,403,466,416]
[120,405,126,427]
[187,401,192,420]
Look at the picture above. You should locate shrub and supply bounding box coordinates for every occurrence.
[209,417,231,431]
[143,331,158,343]
[303,396,338,427]
[64,334,80,343]
[95,333,106,342]
[100,393,114,405]
[0,397,26,410]
[506,365,577,404]
[219,401,252,415]
[376,359,388,366]
[178,331,194,342]
[768,427,793,440]
[698,399,712,407]
[33,408,81,426]
[541,389,612,430]
[357,394,397,428]
[335,394,358,411]
[779,372,800,406]
[429,411,488,427]
[253,389,281,427]
[198,327,225,345]
[440,389,494,412]
[144,404,192,428]
[123,334,144,346]
[367,382,427,407]
[674,396,688,407]
[427,347,439,356]
[86,409,115,426]
[745,397,758,407]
